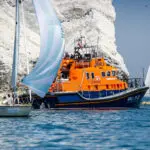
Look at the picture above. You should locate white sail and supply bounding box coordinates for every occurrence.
[145,66,150,87]
[145,66,150,96]
[22,0,64,97]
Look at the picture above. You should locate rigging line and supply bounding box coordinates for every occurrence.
[20,0,32,101]
[20,0,29,74]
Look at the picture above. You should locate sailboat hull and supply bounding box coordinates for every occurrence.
[36,86,149,110]
[0,105,31,117]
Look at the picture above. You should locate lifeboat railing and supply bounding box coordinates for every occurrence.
[127,78,145,89]
[78,78,146,99]
[77,86,148,101]
[55,77,145,98]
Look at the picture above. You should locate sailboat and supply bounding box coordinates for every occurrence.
[0,0,31,117]
[0,0,64,116]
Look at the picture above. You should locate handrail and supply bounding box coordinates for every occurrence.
[127,78,145,89]
[77,86,148,101]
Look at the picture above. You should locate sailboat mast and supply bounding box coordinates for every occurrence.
[12,0,20,96]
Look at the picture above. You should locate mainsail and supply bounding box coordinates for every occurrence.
[22,0,64,97]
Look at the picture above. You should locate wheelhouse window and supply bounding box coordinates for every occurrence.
[61,72,68,79]
[107,71,111,76]
[91,72,95,79]
[86,72,90,79]
[101,72,105,77]
[112,71,116,76]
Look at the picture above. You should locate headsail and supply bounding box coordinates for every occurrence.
[22,0,64,97]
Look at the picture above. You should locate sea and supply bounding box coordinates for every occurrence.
[0,103,150,149]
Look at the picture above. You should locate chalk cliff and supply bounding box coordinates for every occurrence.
[0,0,128,92]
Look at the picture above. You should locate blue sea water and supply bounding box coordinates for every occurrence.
[0,105,150,150]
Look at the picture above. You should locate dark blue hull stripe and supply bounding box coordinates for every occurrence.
[43,87,148,109]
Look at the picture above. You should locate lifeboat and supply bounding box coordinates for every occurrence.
[33,36,149,109]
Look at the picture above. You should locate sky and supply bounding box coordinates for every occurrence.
[113,0,150,78]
